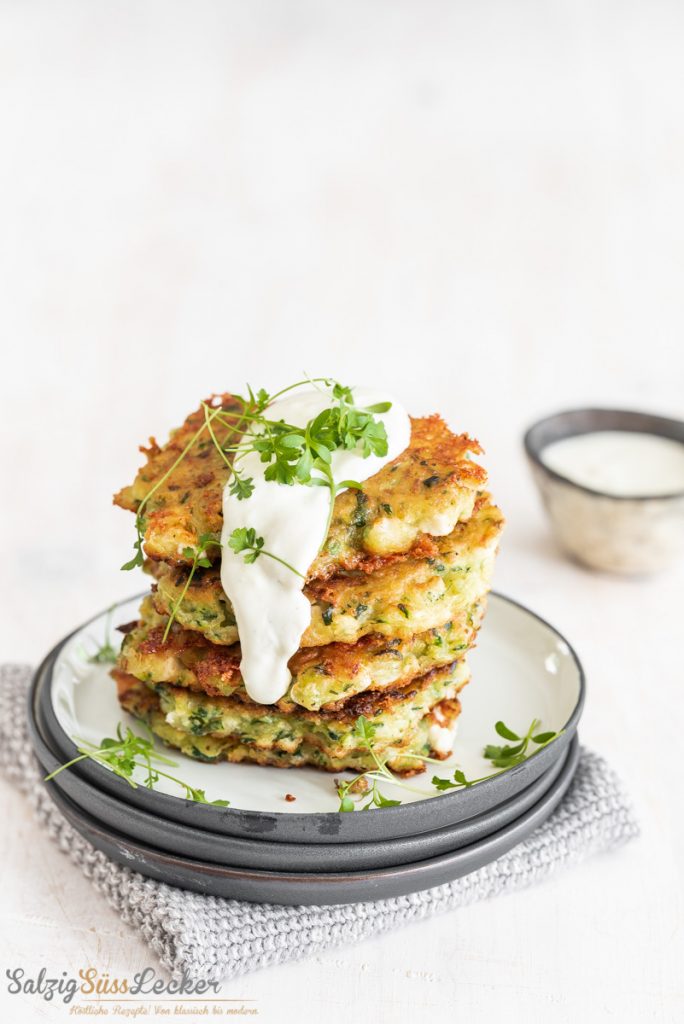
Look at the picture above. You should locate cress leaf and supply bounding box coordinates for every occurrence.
[453,769,472,787]
[532,731,557,745]
[373,791,401,808]
[495,721,520,741]
[431,776,456,791]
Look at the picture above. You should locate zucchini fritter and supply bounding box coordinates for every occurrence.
[114,660,468,775]
[114,396,487,579]
[119,595,485,712]
[111,392,502,778]
[147,497,503,648]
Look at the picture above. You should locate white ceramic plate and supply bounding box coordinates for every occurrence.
[48,592,583,815]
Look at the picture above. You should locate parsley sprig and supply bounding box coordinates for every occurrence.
[44,723,230,806]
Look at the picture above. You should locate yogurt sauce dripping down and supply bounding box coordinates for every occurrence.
[541,430,684,497]
[220,385,411,705]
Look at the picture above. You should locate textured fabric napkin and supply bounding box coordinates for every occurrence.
[1,662,638,983]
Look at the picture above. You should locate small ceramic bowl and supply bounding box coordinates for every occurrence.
[524,408,684,574]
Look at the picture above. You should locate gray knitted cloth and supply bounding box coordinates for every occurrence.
[1,663,638,983]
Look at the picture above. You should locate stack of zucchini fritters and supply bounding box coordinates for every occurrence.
[112,397,503,776]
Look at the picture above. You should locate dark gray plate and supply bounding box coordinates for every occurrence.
[31,591,585,845]
[30,696,575,870]
[39,738,579,905]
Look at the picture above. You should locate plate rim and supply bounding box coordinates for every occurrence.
[32,590,585,840]
[39,736,580,904]
[30,695,574,868]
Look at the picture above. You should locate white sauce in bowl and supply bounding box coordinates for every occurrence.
[220,385,411,705]
[541,431,684,498]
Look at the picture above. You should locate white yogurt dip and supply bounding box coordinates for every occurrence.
[541,431,684,498]
[220,385,411,705]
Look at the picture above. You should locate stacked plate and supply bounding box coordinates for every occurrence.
[28,592,584,905]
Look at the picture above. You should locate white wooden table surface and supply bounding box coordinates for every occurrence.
[1,3,683,1021]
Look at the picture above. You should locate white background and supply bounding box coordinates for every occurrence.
[1,2,683,1021]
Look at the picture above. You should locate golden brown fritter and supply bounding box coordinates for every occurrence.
[118,595,485,712]
[147,497,503,647]
[114,395,487,579]
[113,660,468,775]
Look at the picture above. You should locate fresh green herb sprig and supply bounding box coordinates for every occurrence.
[484,718,558,767]
[248,383,390,488]
[431,719,560,791]
[202,400,255,501]
[87,606,118,665]
[89,642,117,665]
[201,377,388,503]
[432,768,478,791]
[337,717,424,811]
[44,723,230,806]
[209,378,389,564]
[162,533,214,641]
[337,716,561,810]
[121,378,391,575]
[227,527,306,578]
